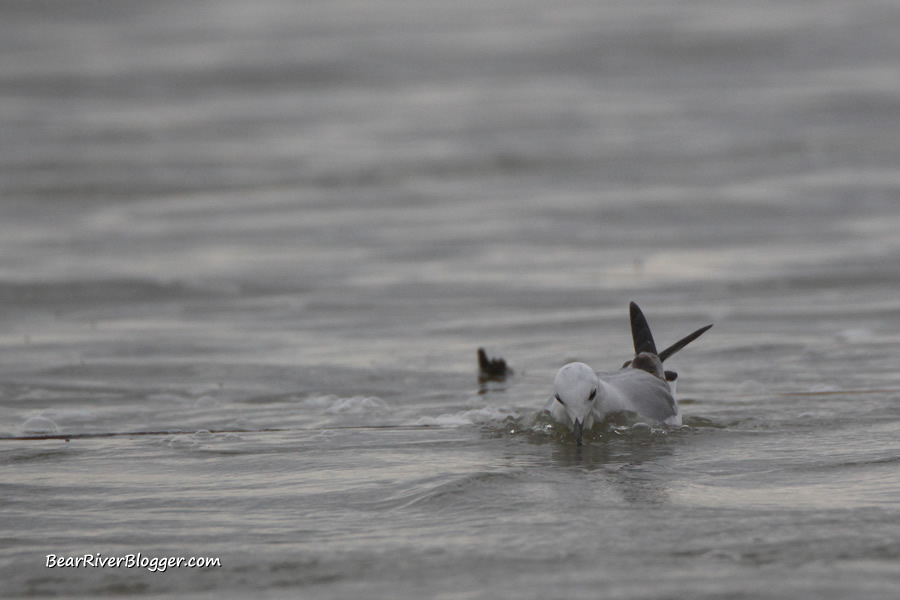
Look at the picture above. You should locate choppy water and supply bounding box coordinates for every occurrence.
[3,0,900,598]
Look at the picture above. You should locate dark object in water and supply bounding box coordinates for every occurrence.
[477,347,512,381]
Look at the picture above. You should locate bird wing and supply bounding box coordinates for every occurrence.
[597,368,678,424]
[629,301,712,363]
[658,324,713,362]
[629,301,658,356]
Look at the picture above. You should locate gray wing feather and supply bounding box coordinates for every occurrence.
[600,369,677,423]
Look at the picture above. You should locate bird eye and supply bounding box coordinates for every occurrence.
[589,388,597,401]
[554,394,565,406]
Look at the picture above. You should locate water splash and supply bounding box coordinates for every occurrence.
[21,416,60,434]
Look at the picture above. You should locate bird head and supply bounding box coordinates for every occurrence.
[552,362,600,445]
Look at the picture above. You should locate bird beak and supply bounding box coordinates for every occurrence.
[573,419,584,446]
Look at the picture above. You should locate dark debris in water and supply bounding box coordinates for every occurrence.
[477,347,513,383]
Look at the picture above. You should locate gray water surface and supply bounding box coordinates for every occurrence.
[3,1,900,598]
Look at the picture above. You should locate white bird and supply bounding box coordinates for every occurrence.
[545,302,712,445]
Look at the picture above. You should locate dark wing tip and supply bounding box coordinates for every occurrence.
[658,323,713,362]
[629,301,658,356]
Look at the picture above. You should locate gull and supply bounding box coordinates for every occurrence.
[545,302,712,445]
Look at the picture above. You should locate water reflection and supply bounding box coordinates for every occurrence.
[547,434,676,470]
[547,429,682,506]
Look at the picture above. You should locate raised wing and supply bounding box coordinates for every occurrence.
[658,324,713,362]
[629,302,658,356]
[629,302,712,362]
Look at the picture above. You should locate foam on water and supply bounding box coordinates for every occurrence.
[413,405,518,427]
[193,395,220,408]
[835,328,875,343]
[303,394,391,415]
[20,415,60,434]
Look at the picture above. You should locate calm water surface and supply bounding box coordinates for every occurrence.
[3,1,900,598]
